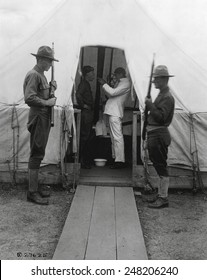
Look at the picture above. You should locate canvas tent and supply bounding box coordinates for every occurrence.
[0,0,207,185]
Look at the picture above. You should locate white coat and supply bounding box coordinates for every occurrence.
[102,77,131,162]
[103,77,131,118]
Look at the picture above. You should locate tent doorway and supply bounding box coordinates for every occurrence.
[72,45,142,186]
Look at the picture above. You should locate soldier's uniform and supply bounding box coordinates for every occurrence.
[147,85,175,177]
[24,65,52,169]
[145,65,175,208]
[23,46,58,205]
[76,66,95,168]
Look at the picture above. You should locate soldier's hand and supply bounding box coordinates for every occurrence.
[145,96,152,105]
[50,80,57,91]
[45,97,57,107]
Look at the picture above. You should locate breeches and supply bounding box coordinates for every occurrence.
[27,109,51,169]
[108,115,125,162]
[80,109,94,161]
[147,128,171,177]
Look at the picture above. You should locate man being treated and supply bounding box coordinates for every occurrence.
[76,65,95,169]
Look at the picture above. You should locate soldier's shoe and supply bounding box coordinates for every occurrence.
[38,185,51,198]
[27,191,49,205]
[148,197,169,209]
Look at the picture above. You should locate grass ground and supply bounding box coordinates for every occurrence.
[135,189,207,259]
[1,184,207,260]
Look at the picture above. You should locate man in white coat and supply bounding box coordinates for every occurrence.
[98,67,131,169]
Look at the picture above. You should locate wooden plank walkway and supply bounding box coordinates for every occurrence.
[53,185,148,260]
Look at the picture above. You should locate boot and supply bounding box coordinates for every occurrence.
[27,191,49,205]
[27,169,49,205]
[148,197,169,208]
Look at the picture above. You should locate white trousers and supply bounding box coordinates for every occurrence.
[108,115,125,162]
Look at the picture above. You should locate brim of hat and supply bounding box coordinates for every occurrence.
[31,53,59,62]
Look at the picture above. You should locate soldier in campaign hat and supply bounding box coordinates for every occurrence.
[23,46,58,205]
[144,65,175,208]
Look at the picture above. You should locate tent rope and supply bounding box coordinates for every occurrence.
[6,160,16,188]
[10,104,20,186]
[60,109,69,189]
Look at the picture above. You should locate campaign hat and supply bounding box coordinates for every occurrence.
[31,46,59,62]
[152,65,174,77]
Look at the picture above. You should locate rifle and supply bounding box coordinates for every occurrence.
[50,42,55,127]
[142,53,155,141]
[143,142,156,194]
[190,114,206,195]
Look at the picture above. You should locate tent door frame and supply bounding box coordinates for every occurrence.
[132,110,142,185]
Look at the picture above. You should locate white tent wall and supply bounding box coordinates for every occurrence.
[190,113,207,171]
[0,0,207,181]
[168,112,207,171]
[1,0,207,111]
[0,106,14,169]
[0,0,82,105]
[0,104,64,172]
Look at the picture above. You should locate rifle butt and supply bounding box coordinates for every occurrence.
[51,107,54,127]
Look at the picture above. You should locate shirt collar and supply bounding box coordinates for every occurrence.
[159,85,169,94]
[33,64,44,74]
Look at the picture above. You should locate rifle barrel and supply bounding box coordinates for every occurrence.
[142,54,155,140]
[50,42,55,127]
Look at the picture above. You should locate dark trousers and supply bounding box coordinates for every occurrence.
[27,108,51,169]
[80,109,94,164]
[147,128,171,177]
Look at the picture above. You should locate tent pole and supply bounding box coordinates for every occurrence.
[107,48,114,85]
[189,113,206,194]
[94,46,106,124]
[81,47,84,69]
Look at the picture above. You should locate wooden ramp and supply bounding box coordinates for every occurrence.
[53,185,148,260]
